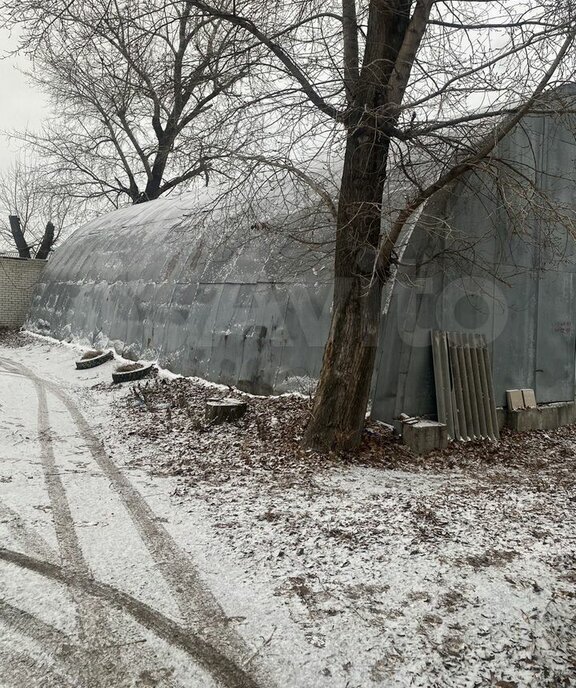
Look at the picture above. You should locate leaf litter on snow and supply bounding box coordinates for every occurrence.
[102,373,576,687]
[3,332,573,685]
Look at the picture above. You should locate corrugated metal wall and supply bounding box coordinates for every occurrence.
[372,96,576,422]
[28,199,334,394]
[28,89,576,415]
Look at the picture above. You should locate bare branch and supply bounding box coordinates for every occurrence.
[377,24,576,277]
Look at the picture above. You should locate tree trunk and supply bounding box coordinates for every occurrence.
[35,221,55,260]
[134,171,164,203]
[302,1,414,452]
[302,129,391,452]
[141,132,174,203]
[302,270,384,452]
[8,215,31,259]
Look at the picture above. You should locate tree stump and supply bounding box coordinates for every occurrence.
[205,398,247,424]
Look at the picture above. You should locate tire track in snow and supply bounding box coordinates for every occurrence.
[0,547,262,688]
[0,599,71,648]
[0,599,82,684]
[0,357,272,688]
[0,647,76,687]
[0,360,131,687]
[34,376,127,687]
[0,498,58,562]
[0,598,184,688]
[35,383,87,572]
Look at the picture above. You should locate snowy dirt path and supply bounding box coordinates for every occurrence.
[0,350,274,688]
[1,334,576,688]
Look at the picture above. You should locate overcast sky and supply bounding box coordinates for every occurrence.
[0,29,49,173]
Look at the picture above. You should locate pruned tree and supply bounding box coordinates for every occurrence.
[1,0,257,205]
[0,159,75,258]
[183,0,576,451]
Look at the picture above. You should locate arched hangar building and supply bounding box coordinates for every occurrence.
[29,95,576,425]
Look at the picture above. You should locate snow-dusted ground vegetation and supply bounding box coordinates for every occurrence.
[1,332,575,687]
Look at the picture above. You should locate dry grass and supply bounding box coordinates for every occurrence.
[115,362,145,373]
[81,349,104,360]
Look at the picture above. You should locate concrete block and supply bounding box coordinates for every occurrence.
[507,408,541,432]
[506,389,525,411]
[506,402,576,432]
[402,419,448,455]
[521,389,537,408]
[540,402,576,429]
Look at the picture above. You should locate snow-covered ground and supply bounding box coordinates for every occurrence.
[1,332,575,687]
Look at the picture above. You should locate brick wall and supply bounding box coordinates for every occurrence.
[0,256,47,328]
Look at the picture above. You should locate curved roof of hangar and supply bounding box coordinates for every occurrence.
[50,192,335,287]
[29,193,336,393]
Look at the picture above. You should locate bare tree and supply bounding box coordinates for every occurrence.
[2,0,256,205]
[3,0,575,451]
[0,159,76,258]
[184,0,576,451]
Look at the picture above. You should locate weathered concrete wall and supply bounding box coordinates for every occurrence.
[0,257,46,328]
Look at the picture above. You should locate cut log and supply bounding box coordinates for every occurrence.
[205,398,247,424]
